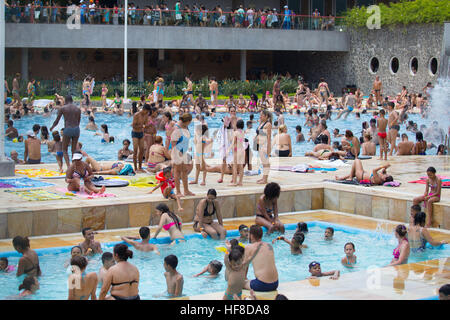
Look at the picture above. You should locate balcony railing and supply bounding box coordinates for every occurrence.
[5,5,345,31]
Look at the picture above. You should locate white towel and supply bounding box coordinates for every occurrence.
[315,159,350,168]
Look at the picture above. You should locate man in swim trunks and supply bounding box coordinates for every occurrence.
[373,76,382,106]
[243,225,279,292]
[12,73,20,104]
[209,77,218,108]
[131,104,151,173]
[272,76,281,105]
[387,102,399,156]
[397,134,415,155]
[50,95,81,168]
[185,75,194,105]
[24,130,41,164]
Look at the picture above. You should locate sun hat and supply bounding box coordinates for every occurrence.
[72,152,83,161]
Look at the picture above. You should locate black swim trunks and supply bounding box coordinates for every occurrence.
[131,131,144,139]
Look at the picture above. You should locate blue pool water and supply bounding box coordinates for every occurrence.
[0,221,448,300]
[5,111,438,163]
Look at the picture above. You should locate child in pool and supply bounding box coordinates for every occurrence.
[98,252,115,286]
[121,227,160,254]
[79,227,103,256]
[272,232,306,255]
[0,257,15,273]
[18,276,39,297]
[223,243,262,300]
[164,255,184,297]
[64,246,83,268]
[238,224,249,242]
[413,167,441,227]
[341,242,357,267]
[193,260,223,278]
[149,166,184,212]
[324,227,334,240]
[296,222,308,233]
[308,261,340,280]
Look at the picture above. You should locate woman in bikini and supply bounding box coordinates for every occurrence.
[388,225,410,266]
[66,152,106,194]
[101,83,108,108]
[99,244,140,300]
[162,111,176,150]
[255,110,272,184]
[68,255,98,300]
[84,155,126,175]
[144,105,158,162]
[152,203,185,244]
[255,182,285,234]
[408,211,447,253]
[317,78,330,106]
[147,136,171,172]
[247,94,258,113]
[336,160,393,185]
[193,189,227,240]
[272,124,292,157]
[413,167,441,227]
[13,236,42,278]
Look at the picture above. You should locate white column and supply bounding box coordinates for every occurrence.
[124,0,128,101]
[138,49,144,82]
[240,50,247,81]
[21,48,28,82]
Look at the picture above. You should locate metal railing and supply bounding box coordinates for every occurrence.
[5,4,345,31]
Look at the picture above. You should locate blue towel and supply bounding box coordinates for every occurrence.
[0,177,54,188]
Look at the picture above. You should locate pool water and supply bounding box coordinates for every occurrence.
[0,221,448,300]
[5,111,438,164]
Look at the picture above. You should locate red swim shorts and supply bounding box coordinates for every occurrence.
[377,132,387,139]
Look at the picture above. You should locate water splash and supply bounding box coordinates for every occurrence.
[427,76,450,146]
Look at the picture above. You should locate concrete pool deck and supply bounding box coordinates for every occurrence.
[0,210,448,300]
[0,155,449,239]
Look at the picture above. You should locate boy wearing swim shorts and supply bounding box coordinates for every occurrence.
[377,109,388,160]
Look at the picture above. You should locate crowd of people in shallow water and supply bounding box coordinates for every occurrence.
[2,72,449,299]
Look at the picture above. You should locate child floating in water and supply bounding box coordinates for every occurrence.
[164,255,184,297]
[308,261,340,280]
[341,242,357,267]
[0,257,15,273]
[324,227,334,240]
[193,260,223,278]
[149,166,184,212]
[272,232,307,255]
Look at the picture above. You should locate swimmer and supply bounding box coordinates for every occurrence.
[193,260,223,278]
[308,261,340,280]
[388,225,410,266]
[149,167,184,212]
[18,276,40,297]
[0,257,15,273]
[85,116,98,131]
[98,252,115,287]
[121,227,160,254]
[324,227,334,240]
[10,150,24,164]
[13,236,41,278]
[238,224,249,242]
[64,245,83,268]
[296,222,308,233]
[272,232,306,255]
[397,134,414,155]
[95,124,114,143]
[439,284,450,300]
[413,167,441,227]
[152,203,185,244]
[341,242,357,267]
[68,255,98,300]
[78,227,103,256]
[164,255,184,297]
[361,134,376,156]
[296,125,305,142]
[408,211,447,252]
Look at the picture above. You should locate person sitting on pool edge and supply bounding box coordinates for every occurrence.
[118,139,133,161]
[193,189,227,240]
[84,155,134,176]
[255,182,285,234]
[151,203,186,245]
[66,152,106,195]
[121,227,160,254]
[79,227,103,256]
[335,159,393,185]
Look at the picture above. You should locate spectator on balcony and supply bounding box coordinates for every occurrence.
[112,4,118,25]
[282,5,292,29]
[152,4,161,26]
[271,8,279,28]
[80,0,86,24]
[246,7,255,28]
[322,15,335,30]
[184,5,191,26]
[217,5,225,27]
[88,1,95,24]
[42,1,50,23]
[143,6,151,25]
[162,3,170,26]
[312,8,320,30]
[174,1,182,26]
[260,10,267,28]
[236,5,245,27]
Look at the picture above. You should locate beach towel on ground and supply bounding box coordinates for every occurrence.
[5,189,73,201]
[315,159,350,168]
[0,177,54,188]
[56,187,116,199]
[15,168,65,179]
[271,164,310,173]
[128,176,158,188]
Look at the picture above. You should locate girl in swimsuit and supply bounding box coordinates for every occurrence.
[228,120,246,186]
[152,203,185,244]
[388,225,410,266]
[408,211,447,252]
[341,242,357,268]
[193,189,227,240]
[13,236,42,278]
[99,244,140,300]
[163,111,175,150]
[68,255,98,300]
[255,182,285,234]
[191,124,212,186]
[413,167,441,227]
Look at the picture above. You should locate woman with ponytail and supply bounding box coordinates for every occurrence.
[152,203,185,244]
[13,236,41,278]
[99,244,140,300]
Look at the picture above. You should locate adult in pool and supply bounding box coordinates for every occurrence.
[193,189,227,240]
[335,160,393,185]
[121,226,160,254]
[255,182,285,234]
[387,225,410,266]
[13,236,42,278]
[408,211,447,252]
[99,244,140,300]
[152,203,186,244]
[68,255,98,300]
